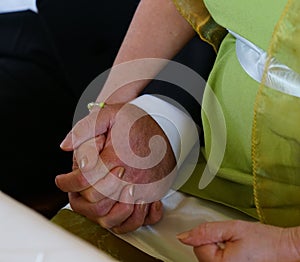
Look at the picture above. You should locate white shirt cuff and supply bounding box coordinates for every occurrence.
[129,94,199,167]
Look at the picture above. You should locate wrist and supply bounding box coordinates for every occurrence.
[96,80,148,105]
[129,94,200,167]
[96,60,159,104]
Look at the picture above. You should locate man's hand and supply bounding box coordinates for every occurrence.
[177,220,300,262]
[56,103,176,233]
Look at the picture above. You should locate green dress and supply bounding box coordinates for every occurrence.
[175,0,300,227]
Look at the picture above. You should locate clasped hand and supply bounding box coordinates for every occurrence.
[55,102,176,233]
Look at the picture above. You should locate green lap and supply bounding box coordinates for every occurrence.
[179,33,259,220]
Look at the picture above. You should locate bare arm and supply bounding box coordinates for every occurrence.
[97,0,196,103]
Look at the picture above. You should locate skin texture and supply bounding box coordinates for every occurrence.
[56,103,176,233]
[95,0,196,104]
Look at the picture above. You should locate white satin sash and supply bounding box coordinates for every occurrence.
[229,30,300,98]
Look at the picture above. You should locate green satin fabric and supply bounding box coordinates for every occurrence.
[51,209,162,261]
[172,0,227,52]
[252,0,300,226]
[175,0,300,227]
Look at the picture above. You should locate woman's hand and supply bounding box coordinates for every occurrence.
[177,220,300,262]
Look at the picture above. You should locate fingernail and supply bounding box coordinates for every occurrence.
[55,175,63,190]
[79,156,88,169]
[98,218,110,229]
[155,201,162,212]
[176,231,190,240]
[111,227,121,234]
[60,132,72,148]
[60,139,67,149]
[129,185,135,197]
[118,167,125,178]
[138,201,147,211]
[54,176,60,187]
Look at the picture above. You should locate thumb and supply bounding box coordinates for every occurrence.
[60,108,110,150]
[176,220,241,247]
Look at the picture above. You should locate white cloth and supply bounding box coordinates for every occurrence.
[0,0,37,14]
[0,191,117,262]
[63,191,255,262]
